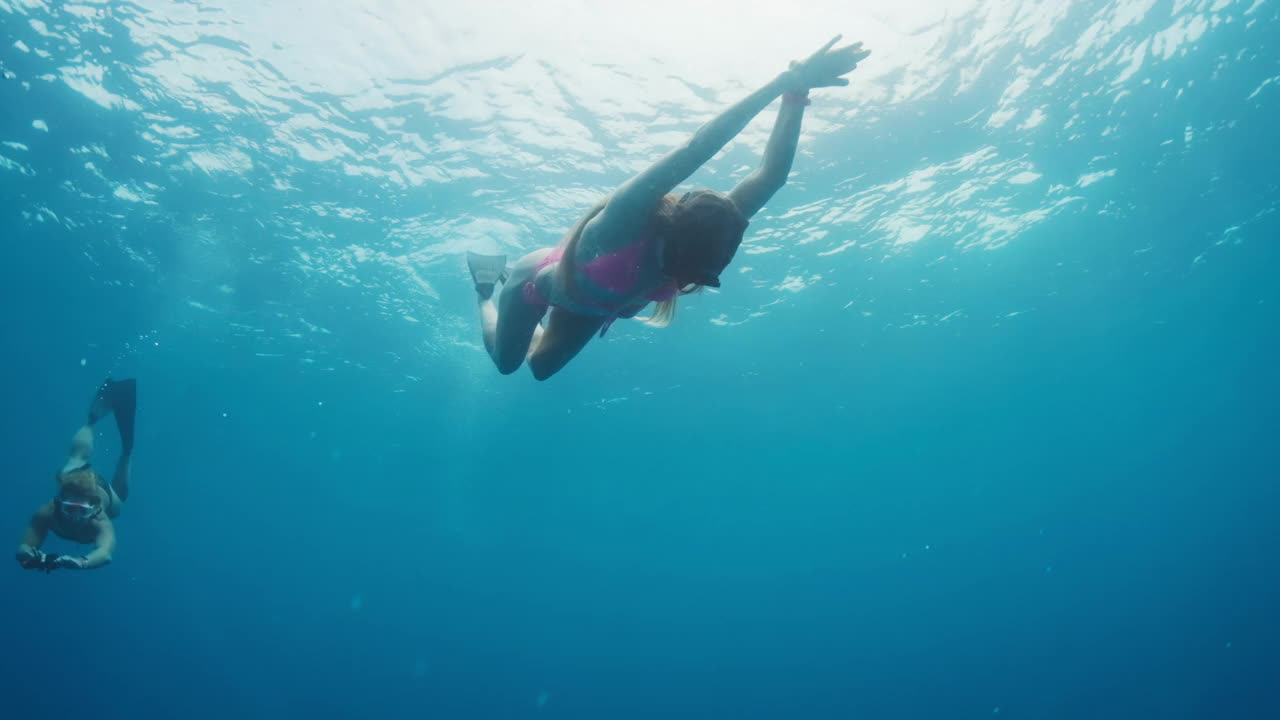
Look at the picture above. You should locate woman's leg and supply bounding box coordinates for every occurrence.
[64,379,136,501]
[60,424,94,476]
[105,456,126,518]
[527,307,606,381]
[109,452,131,506]
[472,250,553,374]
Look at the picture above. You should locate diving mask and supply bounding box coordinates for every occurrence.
[58,498,102,522]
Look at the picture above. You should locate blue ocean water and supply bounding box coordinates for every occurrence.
[2,0,1277,717]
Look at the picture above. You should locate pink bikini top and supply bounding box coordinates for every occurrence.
[524,236,678,315]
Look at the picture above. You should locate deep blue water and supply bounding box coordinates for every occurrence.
[3,1,1278,718]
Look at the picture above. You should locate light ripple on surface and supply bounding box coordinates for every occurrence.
[0,0,1268,374]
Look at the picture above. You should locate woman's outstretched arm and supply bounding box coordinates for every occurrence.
[595,74,797,234]
[728,91,808,219]
[731,38,872,218]
[78,520,116,569]
[592,36,870,239]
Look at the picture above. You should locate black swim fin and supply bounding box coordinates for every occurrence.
[88,378,137,456]
[467,252,509,300]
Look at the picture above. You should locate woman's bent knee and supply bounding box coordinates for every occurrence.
[496,357,524,375]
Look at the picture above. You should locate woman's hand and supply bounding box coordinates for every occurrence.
[16,547,63,572]
[784,35,871,91]
[54,555,88,570]
[17,545,46,570]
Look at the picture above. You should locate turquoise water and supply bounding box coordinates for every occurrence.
[3,1,1277,717]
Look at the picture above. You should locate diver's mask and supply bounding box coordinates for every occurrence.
[57,497,102,522]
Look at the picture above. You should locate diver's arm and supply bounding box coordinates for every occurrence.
[76,518,116,570]
[728,92,808,219]
[590,73,795,246]
[16,504,52,556]
[16,504,53,568]
[590,36,869,246]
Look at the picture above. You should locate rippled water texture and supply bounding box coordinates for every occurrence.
[4,3,1280,718]
[4,0,1274,381]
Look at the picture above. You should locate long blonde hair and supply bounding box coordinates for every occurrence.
[557,193,728,329]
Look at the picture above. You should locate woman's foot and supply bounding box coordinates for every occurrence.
[467,252,509,300]
[87,378,137,455]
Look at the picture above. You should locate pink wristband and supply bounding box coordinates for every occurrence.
[782,90,811,107]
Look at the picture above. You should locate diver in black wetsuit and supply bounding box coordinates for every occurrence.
[16,379,137,572]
